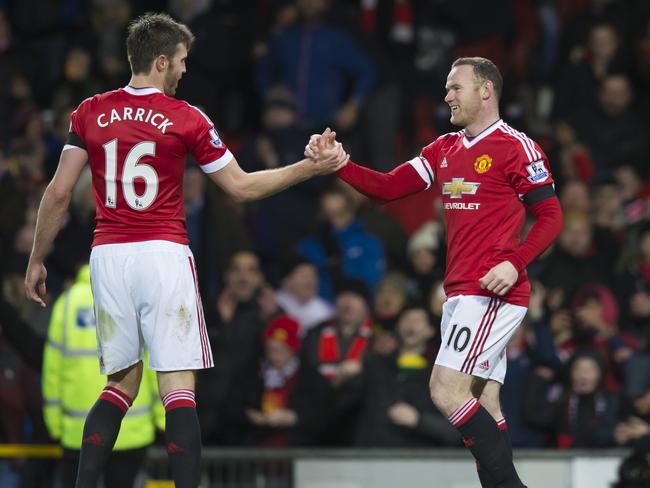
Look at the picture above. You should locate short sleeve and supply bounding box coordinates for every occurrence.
[183,105,233,173]
[506,133,554,198]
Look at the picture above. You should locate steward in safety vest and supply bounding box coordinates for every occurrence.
[42,265,164,480]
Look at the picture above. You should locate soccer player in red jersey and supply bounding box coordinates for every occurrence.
[308,57,563,487]
[24,13,347,488]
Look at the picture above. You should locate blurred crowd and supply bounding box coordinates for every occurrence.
[2,0,650,484]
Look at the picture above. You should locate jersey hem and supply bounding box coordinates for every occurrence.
[92,234,189,247]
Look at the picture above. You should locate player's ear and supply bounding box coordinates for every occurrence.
[481,80,492,101]
[154,54,167,73]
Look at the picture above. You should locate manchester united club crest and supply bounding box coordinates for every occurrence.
[474,154,492,174]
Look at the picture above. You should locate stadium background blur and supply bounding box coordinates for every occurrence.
[1,0,650,486]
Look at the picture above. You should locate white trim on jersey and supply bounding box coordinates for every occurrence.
[188,104,214,126]
[62,144,85,152]
[407,156,433,189]
[499,124,541,162]
[462,119,504,148]
[200,149,233,174]
[123,86,163,96]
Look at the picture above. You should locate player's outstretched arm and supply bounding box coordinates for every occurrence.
[25,147,88,307]
[306,134,429,204]
[207,128,348,202]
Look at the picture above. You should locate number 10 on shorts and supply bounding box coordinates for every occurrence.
[446,324,471,352]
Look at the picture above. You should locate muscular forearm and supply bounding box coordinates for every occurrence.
[30,185,72,262]
[509,197,563,273]
[238,159,315,202]
[336,160,428,203]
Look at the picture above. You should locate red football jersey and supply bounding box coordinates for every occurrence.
[415,119,554,306]
[67,86,232,246]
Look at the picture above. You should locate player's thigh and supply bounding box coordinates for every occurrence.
[429,364,475,415]
[90,246,143,375]
[435,295,526,380]
[133,242,213,372]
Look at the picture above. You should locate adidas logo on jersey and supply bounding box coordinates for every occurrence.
[440,157,448,168]
[477,360,490,370]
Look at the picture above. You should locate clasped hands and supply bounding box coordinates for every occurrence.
[304,128,349,174]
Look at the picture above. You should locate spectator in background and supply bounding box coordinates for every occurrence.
[9,108,47,193]
[356,307,460,447]
[567,74,648,177]
[559,180,591,214]
[256,0,375,132]
[373,271,409,333]
[570,283,636,390]
[275,256,335,334]
[372,271,410,356]
[525,349,619,448]
[90,0,131,88]
[615,165,649,226]
[540,211,616,300]
[592,178,625,232]
[406,222,445,306]
[615,354,650,452]
[0,333,49,487]
[198,251,279,444]
[51,46,102,111]
[239,86,327,269]
[617,222,650,350]
[302,278,372,445]
[337,181,409,274]
[228,316,330,447]
[554,23,627,119]
[298,185,385,302]
[501,282,560,448]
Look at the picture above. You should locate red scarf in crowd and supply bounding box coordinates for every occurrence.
[317,318,372,379]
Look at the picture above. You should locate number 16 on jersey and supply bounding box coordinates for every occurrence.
[103,139,159,210]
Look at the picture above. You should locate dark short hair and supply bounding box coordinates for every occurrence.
[126,12,194,75]
[451,57,503,100]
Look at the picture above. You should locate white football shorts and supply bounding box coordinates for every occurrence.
[89,240,213,374]
[435,295,527,384]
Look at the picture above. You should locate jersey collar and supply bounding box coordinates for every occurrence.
[462,119,503,149]
[123,85,162,96]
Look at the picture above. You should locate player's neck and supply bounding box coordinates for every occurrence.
[464,112,501,138]
[128,75,164,93]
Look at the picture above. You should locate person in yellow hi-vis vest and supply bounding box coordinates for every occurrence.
[42,265,165,487]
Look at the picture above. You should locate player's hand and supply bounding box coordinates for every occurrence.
[305,128,349,173]
[388,402,419,428]
[305,128,336,159]
[24,260,47,307]
[479,261,518,296]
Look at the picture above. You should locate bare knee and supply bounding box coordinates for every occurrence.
[157,370,196,399]
[429,365,474,417]
[107,361,143,400]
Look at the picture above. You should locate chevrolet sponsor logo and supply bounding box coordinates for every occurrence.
[442,178,480,199]
[444,202,481,210]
